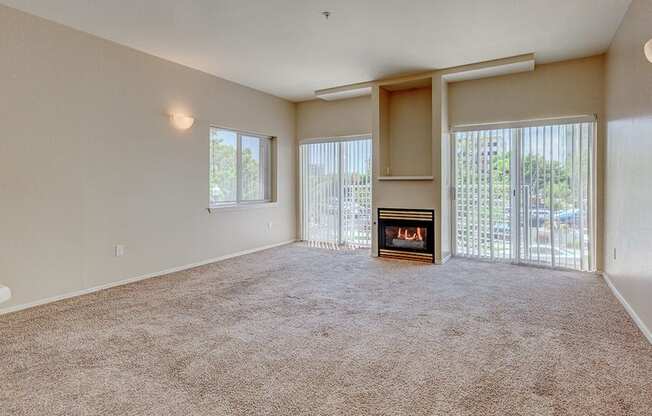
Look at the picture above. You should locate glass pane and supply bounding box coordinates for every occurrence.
[300,141,340,245]
[299,138,372,248]
[519,122,592,271]
[209,128,237,204]
[454,129,513,260]
[341,139,372,247]
[240,135,271,201]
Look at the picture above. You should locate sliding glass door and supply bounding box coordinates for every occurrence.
[453,119,595,271]
[300,137,372,247]
[455,128,514,261]
[518,123,594,270]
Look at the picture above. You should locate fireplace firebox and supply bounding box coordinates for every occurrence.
[378,208,435,263]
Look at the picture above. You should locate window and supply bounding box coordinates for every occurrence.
[210,127,273,206]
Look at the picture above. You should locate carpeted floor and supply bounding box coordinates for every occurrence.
[1,244,651,415]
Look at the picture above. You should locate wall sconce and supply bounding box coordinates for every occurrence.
[0,283,11,305]
[170,113,195,130]
[645,39,652,63]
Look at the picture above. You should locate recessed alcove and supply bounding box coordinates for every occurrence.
[378,77,433,179]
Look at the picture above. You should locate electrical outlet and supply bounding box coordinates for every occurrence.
[267,221,273,231]
[115,244,125,257]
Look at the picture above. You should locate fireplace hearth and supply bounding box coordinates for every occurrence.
[378,208,434,263]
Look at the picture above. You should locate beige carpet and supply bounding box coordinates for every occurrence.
[1,244,651,415]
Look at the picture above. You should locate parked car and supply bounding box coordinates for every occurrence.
[555,209,580,224]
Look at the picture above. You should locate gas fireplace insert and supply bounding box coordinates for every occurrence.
[378,208,435,263]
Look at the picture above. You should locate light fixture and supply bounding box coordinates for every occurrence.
[0,283,10,305]
[645,39,652,63]
[170,113,195,130]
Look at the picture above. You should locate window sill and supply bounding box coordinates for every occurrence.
[207,202,278,213]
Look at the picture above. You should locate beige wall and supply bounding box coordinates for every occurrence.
[379,89,391,174]
[0,5,297,310]
[297,59,606,265]
[295,96,371,141]
[448,56,605,127]
[604,0,652,337]
[387,87,432,176]
[448,56,606,270]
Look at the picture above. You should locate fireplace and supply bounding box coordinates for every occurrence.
[378,208,434,263]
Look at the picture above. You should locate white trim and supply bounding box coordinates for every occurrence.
[603,272,652,344]
[207,202,278,213]
[0,240,297,316]
[451,115,597,132]
[315,85,373,101]
[299,134,371,145]
[590,122,598,274]
[299,144,305,241]
[442,59,534,82]
[450,132,456,258]
[377,176,434,181]
[209,124,274,141]
[514,128,522,264]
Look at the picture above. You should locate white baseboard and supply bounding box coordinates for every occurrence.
[0,239,296,316]
[602,272,652,344]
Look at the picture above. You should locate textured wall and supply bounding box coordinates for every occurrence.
[387,87,432,177]
[604,0,652,337]
[0,5,297,310]
[296,96,371,141]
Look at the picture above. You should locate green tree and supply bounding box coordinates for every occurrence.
[210,138,236,202]
[210,138,266,202]
[521,154,572,210]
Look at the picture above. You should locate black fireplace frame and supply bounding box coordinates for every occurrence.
[377,208,435,263]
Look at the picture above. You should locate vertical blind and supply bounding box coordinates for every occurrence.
[300,137,372,247]
[455,128,514,261]
[454,119,595,271]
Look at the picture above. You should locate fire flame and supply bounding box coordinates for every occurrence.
[397,227,424,241]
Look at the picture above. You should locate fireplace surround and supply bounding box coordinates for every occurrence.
[378,208,435,263]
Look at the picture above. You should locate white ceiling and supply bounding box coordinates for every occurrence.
[2,0,631,101]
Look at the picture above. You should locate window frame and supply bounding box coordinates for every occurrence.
[209,126,275,210]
